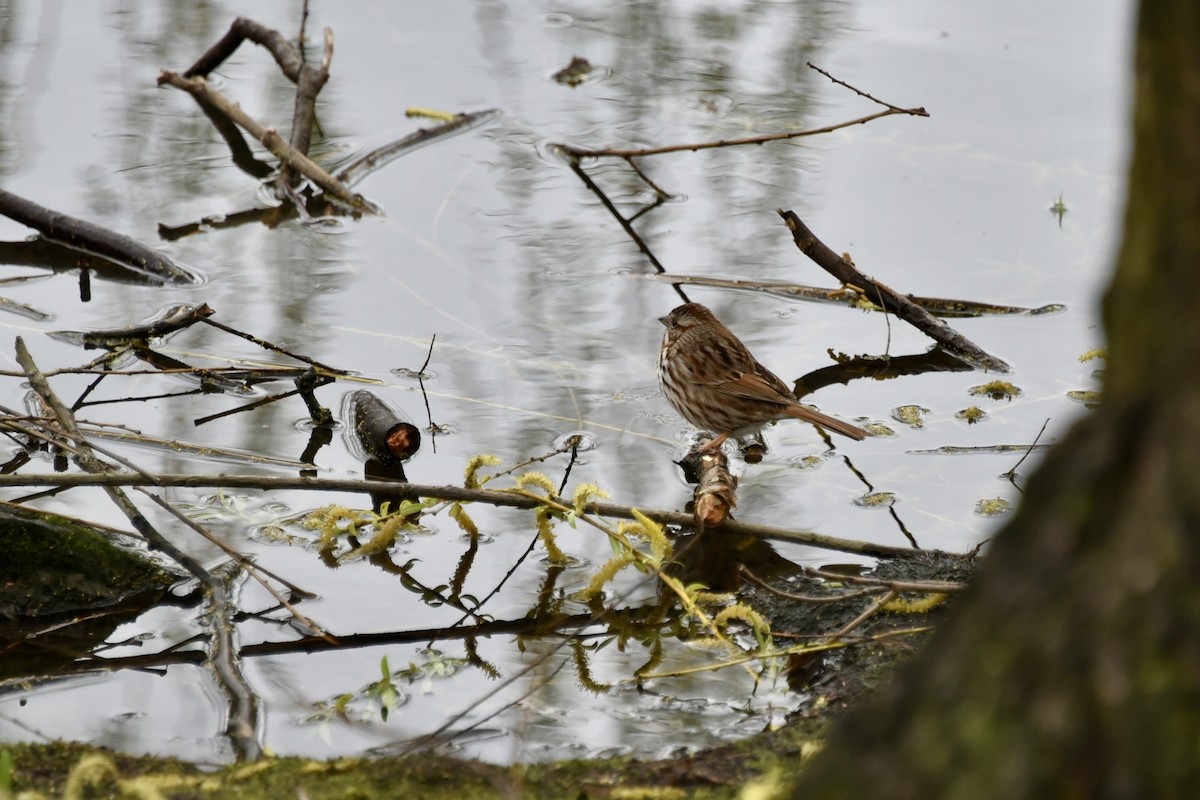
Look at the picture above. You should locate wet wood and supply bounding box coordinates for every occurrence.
[349,390,421,465]
[183,17,307,81]
[73,303,215,345]
[778,209,1011,372]
[157,70,377,214]
[336,109,501,187]
[676,446,738,527]
[0,188,200,286]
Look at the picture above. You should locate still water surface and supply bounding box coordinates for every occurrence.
[0,0,1130,763]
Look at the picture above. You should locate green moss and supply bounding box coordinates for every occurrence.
[2,730,836,800]
[0,503,177,619]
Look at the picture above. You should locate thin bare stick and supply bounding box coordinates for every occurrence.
[830,590,897,639]
[40,365,305,379]
[806,62,919,113]
[418,334,436,375]
[298,2,311,52]
[193,385,304,427]
[558,107,923,160]
[198,315,348,374]
[1,405,158,483]
[623,156,671,198]
[1002,417,1051,489]
[75,423,313,470]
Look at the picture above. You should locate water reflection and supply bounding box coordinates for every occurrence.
[0,0,1129,766]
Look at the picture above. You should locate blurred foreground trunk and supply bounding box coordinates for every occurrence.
[791,2,1200,797]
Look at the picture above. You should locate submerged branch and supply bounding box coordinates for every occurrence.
[336,109,501,188]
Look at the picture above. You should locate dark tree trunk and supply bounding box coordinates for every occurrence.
[790,2,1200,797]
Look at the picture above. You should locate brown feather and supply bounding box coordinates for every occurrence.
[657,302,869,442]
[784,404,868,441]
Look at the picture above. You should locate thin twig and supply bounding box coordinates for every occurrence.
[418,333,436,375]
[556,439,580,497]
[830,590,898,639]
[806,62,926,114]
[557,108,921,160]
[198,315,348,374]
[417,335,439,453]
[1002,417,1051,491]
[138,489,318,605]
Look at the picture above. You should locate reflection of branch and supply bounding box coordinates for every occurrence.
[556,66,930,313]
[157,71,378,214]
[366,550,488,625]
[191,91,275,180]
[0,472,938,559]
[157,112,501,241]
[794,350,974,397]
[158,206,289,242]
[565,158,689,303]
[567,159,668,273]
[71,611,596,677]
[778,209,1011,372]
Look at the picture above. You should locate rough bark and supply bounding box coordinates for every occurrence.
[790,2,1200,797]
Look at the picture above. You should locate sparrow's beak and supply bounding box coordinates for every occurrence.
[657,315,669,327]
